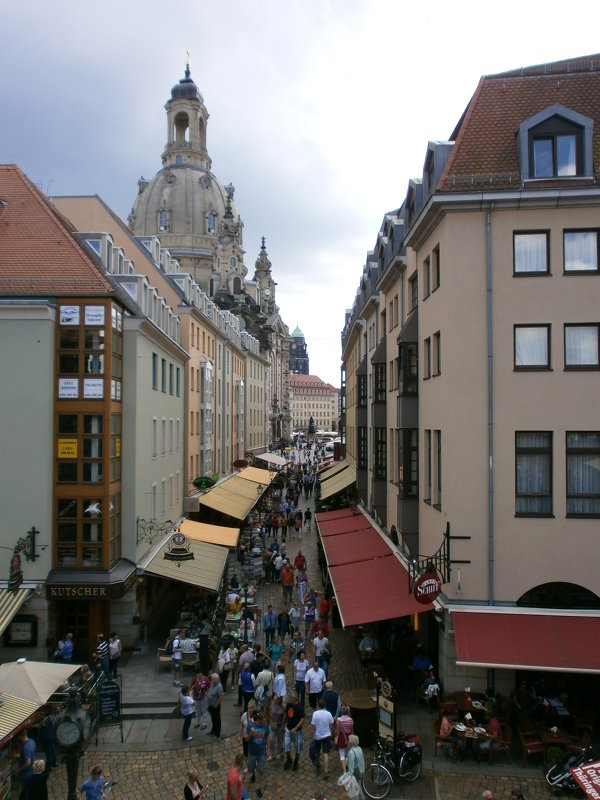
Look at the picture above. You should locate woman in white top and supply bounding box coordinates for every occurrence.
[218,645,231,691]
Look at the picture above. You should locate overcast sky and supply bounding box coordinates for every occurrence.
[1,1,599,386]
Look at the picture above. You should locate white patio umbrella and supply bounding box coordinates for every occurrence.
[0,658,82,705]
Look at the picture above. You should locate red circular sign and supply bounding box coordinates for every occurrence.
[413,571,441,604]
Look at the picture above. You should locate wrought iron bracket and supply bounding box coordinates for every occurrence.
[407,522,471,594]
[14,526,44,561]
[136,517,174,546]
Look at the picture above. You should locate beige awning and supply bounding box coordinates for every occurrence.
[199,475,262,520]
[0,588,33,638]
[255,452,288,467]
[141,537,228,592]
[0,660,83,705]
[320,465,357,500]
[237,466,274,485]
[178,519,240,548]
[0,693,40,748]
[320,459,349,481]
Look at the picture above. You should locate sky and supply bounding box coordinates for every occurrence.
[1,1,599,387]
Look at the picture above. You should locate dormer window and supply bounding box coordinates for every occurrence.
[518,104,593,183]
[531,120,580,178]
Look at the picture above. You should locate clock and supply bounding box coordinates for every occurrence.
[229,256,237,267]
[264,288,271,297]
[55,717,82,747]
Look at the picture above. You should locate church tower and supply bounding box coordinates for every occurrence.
[289,324,309,374]
[129,58,246,295]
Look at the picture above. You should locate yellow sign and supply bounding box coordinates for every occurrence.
[58,439,78,458]
[115,437,120,457]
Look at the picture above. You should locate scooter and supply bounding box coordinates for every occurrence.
[546,745,597,794]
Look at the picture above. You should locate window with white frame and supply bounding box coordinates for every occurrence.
[564,324,599,368]
[566,432,600,516]
[514,325,550,369]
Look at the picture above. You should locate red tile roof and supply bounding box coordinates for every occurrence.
[0,165,115,296]
[440,53,600,192]
[289,373,337,391]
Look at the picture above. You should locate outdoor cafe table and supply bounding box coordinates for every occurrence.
[539,727,573,755]
[455,725,490,760]
[341,689,377,746]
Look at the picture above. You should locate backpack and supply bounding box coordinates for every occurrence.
[166,637,175,656]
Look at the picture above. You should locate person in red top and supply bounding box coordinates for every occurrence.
[319,596,333,623]
[294,551,307,572]
[226,753,246,800]
[312,620,329,637]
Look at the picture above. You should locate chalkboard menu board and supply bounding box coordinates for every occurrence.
[98,681,121,724]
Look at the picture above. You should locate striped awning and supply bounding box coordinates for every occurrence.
[0,693,40,748]
[236,466,274,485]
[140,538,228,592]
[0,588,33,638]
[320,465,357,500]
[178,519,240,548]
[199,476,262,520]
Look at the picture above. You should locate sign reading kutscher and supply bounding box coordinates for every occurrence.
[413,570,442,605]
[571,760,600,799]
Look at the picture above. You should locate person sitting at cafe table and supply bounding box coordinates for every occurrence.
[512,679,537,717]
[358,630,379,662]
[410,644,432,673]
[439,708,459,759]
[421,667,440,699]
[476,712,503,757]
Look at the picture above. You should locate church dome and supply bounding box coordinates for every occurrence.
[292,325,304,339]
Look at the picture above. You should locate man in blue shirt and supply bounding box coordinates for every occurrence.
[263,605,278,647]
[245,709,270,798]
[16,730,36,799]
[61,632,74,663]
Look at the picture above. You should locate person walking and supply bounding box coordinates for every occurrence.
[345,735,365,787]
[239,700,257,779]
[206,672,224,738]
[269,695,284,760]
[263,605,277,648]
[25,759,49,800]
[335,706,354,772]
[79,766,104,800]
[171,629,183,687]
[245,708,270,798]
[305,660,327,710]
[239,661,256,712]
[16,730,36,800]
[180,684,195,741]
[293,650,309,707]
[226,754,246,800]
[283,692,304,772]
[311,698,334,779]
[54,632,74,663]
[183,768,207,800]
[108,632,122,679]
[191,667,210,729]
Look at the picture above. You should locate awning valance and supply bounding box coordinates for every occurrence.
[452,610,600,673]
[178,519,240,548]
[322,528,391,566]
[0,588,32,638]
[0,693,40,749]
[140,537,228,592]
[320,465,356,500]
[236,466,274,485]
[319,460,350,480]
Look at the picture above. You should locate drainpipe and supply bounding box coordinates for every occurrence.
[486,204,494,606]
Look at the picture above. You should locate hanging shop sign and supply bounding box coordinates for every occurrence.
[413,570,442,605]
[164,530,194,562]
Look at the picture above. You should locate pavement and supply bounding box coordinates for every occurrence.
[43,451,555,799]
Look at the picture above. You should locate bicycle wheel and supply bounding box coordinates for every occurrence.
[362,762,393,800]
[398,752,422,783]
[103,780,117,795]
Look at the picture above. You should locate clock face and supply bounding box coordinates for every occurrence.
[264,288,271,297]
[55,718,82,747]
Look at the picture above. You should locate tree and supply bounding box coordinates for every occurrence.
[308,416,315,434]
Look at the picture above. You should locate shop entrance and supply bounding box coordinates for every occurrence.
[58,600,109,664]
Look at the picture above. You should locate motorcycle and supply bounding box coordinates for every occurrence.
[362,733,422,799]
[546,744,597,795]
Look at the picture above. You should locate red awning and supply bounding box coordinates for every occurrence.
[319,515,374,537]
[330,555,433,628]
[453,611,600,673]
[316,508,357,522]
[322,528,392,566]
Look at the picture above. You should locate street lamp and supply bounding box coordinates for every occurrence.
[242,583,249,645]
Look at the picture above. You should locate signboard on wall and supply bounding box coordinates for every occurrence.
[58,439,78,458]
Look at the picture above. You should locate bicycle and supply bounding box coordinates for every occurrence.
[362,734,422,799]
[103,780,117,796]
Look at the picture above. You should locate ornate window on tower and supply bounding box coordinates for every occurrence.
[159,208,170,232]
[207,212,216,234]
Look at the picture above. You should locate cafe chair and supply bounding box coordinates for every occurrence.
[156,647,172,672]
[182,651,199,671]
[433,718,456,759]
[488,724,512,764]
[439,699,459,720]
[518,727,544,766]
[417,680,441,713]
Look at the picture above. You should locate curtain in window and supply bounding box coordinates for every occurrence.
[567,433,600,514]
[564,231,597,271]
[515,234,547,272]
[557,135,576,176]
[515,327,548,366]
[565,326,598,365]
[516,432,551,514]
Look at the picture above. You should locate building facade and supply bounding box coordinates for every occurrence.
[289,373,339,434]
[341,53,600,696]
